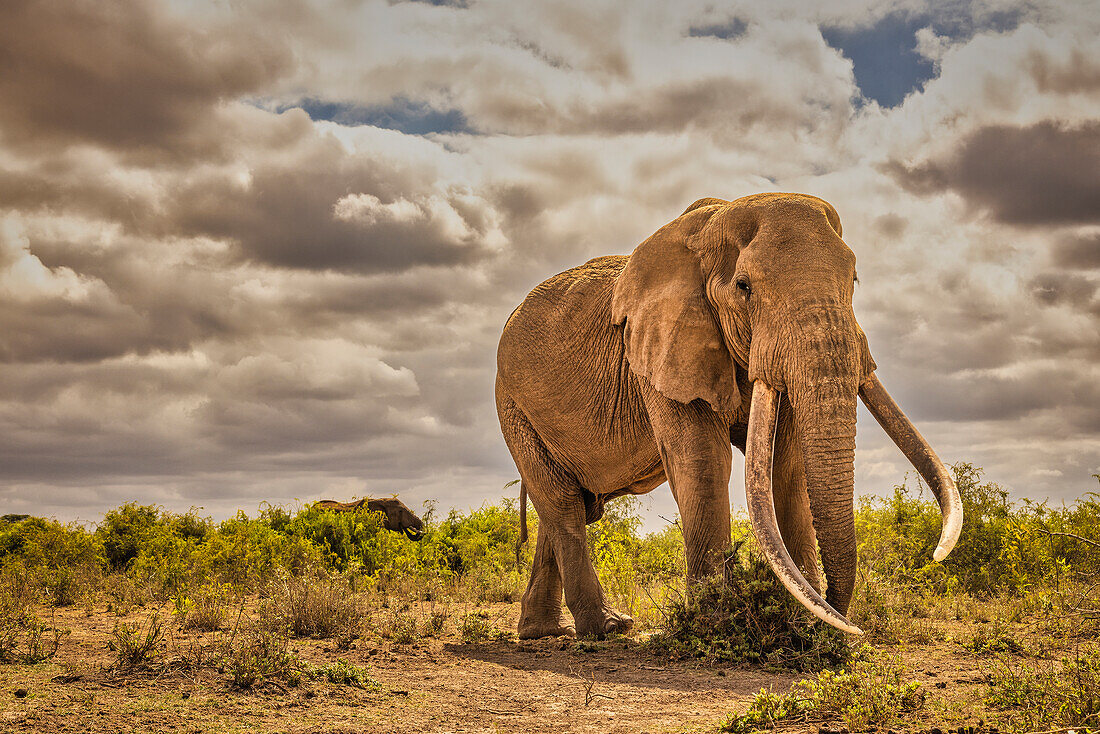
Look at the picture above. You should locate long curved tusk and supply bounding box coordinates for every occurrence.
[745,381,863,635]
[859,373,963,562]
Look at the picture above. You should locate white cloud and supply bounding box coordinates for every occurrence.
[0,0,1096,526]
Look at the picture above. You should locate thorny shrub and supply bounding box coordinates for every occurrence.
[109,613,165,671]
[224,625,303,689]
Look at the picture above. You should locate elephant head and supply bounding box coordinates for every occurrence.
[366,498,425,540]
[316,497,426,540]
[612,192,961,633]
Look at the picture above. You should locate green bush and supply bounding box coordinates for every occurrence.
[722,648,924,732]
[98,503,160,571]
[986,647,1100,731]
[196,513,321,590]
[855,465,1100,596]
[283,505,391,573]
[433,500,529,602]
[647,547,851,671]
[311,658,379,688]
[224,625,303,689]
[0,515,104,606]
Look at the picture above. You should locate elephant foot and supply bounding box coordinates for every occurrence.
[518,619,576,639]
[575,607,634,639]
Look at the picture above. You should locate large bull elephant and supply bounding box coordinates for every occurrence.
[315,498,425,540]
[496,192,962,639]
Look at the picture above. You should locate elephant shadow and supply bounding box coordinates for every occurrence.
[443,638,798,695]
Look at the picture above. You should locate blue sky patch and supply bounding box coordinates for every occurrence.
[822,8,1021,108]
[822,14,936,108]
[289,97,473,135]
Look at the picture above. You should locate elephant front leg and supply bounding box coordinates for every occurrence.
[518,526,575,639]
[645,388,733,581]
[663,446,734,581]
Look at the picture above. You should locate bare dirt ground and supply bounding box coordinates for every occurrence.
[0,603,1011,734]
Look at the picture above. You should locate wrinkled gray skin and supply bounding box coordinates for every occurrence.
[496,193,877,639]
[316,498,425,540]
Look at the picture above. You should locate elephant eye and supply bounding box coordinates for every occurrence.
[735,277,752,296]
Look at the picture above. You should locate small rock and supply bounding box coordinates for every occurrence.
[13,689,27,699]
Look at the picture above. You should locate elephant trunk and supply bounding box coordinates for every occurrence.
[785,308,861,616]
[787,367,859,616]
[743,305,864,633]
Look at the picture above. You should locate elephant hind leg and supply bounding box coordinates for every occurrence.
[519,524,574,639]
[498,394,573,638]
[497,392,632,639]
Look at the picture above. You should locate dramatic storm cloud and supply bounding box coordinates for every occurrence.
[0,0,1097,526]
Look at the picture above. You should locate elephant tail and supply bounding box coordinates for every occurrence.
[515,480,528,566]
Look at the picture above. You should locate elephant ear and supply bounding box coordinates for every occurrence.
[612,204,741,412]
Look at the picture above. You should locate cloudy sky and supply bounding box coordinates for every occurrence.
[1,0,1097,528]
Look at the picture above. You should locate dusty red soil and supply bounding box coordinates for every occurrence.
[0,604,1008,733]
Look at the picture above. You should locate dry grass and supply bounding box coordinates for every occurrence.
[262,573,365,639]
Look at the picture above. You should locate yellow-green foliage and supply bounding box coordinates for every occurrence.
[722,648,924,732]
[0,515,104,605]
[0,493,537,604]
[986,648,1100,731]
[434,499,532,601]
[587,497,683,623]
[193,513,320,591]
[856,465,1100,596]
[2,468,1098,628]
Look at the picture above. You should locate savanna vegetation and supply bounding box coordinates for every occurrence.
[1,465,1098,733]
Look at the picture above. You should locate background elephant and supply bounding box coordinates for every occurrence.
[496,192,962,639]
[316,498,425,540]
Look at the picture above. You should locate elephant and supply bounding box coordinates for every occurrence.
[495,192,962,639]
[315,498,425,540]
